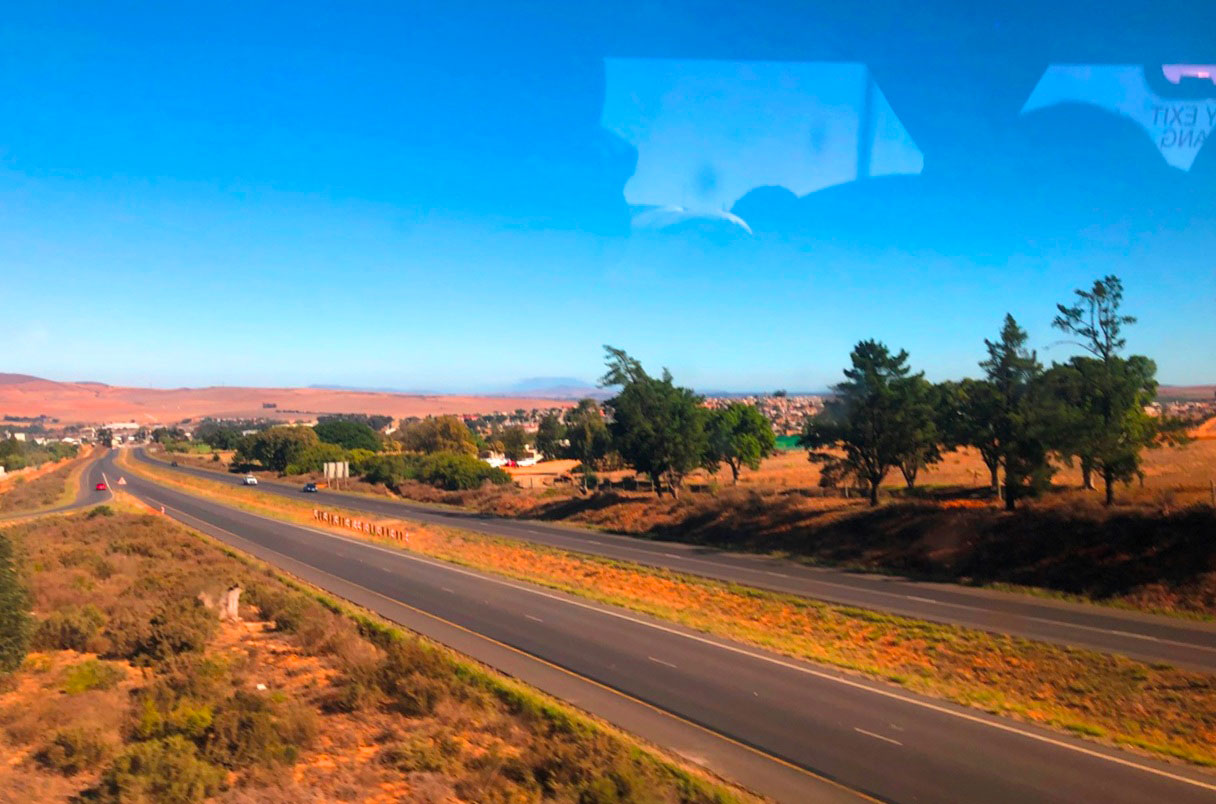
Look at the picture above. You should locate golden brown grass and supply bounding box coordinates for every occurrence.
[1,498,751,803]
[0,464,77,517]
[125,454,1216,769]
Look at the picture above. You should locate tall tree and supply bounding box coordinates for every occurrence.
[705,403,777,484]
[534,413,565,461]
[980,314,1052,510]
[314,419,381,451]
[600,347,708,498]
[0,532,30,673]
[799,340,924,506]
[395,416,478,456]
[1052,276,1180,504]
[562,399,610,491]
[1053,275,1136,364]
[500,426,530,462]
[937,379,1002,492]
[895,376,941,489]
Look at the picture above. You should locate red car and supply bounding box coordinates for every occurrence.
[95,482,108,491]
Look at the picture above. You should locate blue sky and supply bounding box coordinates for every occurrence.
[3,4,1214,392]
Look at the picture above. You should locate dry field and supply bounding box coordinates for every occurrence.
[0,504,747,803]
[122,457,1216,768]
[728,438,1216,496]
[0,373,573,426]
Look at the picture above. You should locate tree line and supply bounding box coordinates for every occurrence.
[534,349,777,496]
[540,276,1182,508]
[800,276,1185,508]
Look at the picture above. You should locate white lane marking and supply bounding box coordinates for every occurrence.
[854,727,902,746]
[765,571,792,578]
[525,614,544,623]
[131,471,1216,794]
[441,587,455,593]
[661,553,683,559]
[905,595,938,604]
[648,656,677,669]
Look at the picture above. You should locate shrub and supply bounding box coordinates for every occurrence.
[34,604,107,651]
[324,675,380,713]
[60,547,115,578]
[88,504,115,519]
[379,734,459,773]
[62,659,125,694]
[35,727,112,775]
[0,532,31,673]
[115,599,217,663]
[202,690,317,768]
[416,451,511,491]
[255,589,318,634]
[94,735,225,803]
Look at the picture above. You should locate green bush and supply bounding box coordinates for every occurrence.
[33,604,107,651]
[415,451,511,490]
[379,734,459,773]
[202,690,317,768]
[119,599,217,663]
[356,451,510,489]
[87,504,115,518]
[0,532,31,673]
[94,735,225,803]
[35,727,112,775]
[62,659,125,694]
[314,420,381,451]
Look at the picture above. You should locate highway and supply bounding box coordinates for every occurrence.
[133,449,1216,672]
[109,450,1216,803]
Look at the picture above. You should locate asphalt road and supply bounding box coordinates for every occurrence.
[111,450,1216,803]
[134,449,1216,672]
[0,449,111,521]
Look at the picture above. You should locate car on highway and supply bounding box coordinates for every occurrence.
[95,482,107,491]
[302,482,318,493]
[242,475,259,486]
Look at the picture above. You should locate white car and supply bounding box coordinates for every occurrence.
[242,476,259,486]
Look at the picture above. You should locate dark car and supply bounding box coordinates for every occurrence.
[95,482,107,491]
[302,482,318,493]
[170,461,178,467]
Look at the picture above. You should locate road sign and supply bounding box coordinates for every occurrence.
[117,477,127,485]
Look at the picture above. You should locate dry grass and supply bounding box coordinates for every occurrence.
[0,463,77,517]
[124,455,1216,769]
[0,502,751,803]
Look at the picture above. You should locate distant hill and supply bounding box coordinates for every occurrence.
[0,375,577,425]
[503,377,608,399]
[1158,385,1216,401]
[0,373,51,386]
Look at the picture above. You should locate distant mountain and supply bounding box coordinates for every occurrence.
[502,378,608,399]
[307,383,439,395]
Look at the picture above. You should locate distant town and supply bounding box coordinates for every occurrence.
[4,391,1213,458]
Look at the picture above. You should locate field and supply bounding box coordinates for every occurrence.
[0,373,573,426]
[0,451,92,518]
[121,456,1216,767]
[0,504,748,803]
